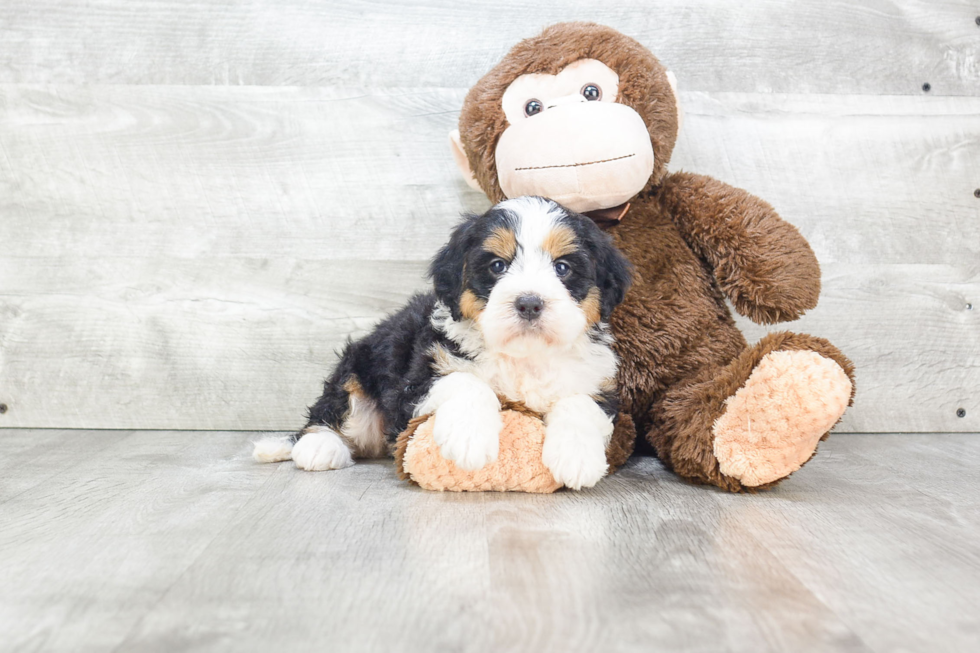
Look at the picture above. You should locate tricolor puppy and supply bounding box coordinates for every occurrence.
[253,197,632,489]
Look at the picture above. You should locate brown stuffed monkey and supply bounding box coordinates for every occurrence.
[435,22,856,492]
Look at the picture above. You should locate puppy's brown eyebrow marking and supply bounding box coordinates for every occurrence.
[542,224,578,259]
[484,227,517,259]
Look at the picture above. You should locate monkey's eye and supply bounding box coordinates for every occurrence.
[581,84,601,101]
[554,261,571,278]
[524,99,543,117]
[489,259,509,275]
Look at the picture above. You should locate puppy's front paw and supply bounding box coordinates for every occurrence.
[432,396,502,471]
[542,429,607,490]
[543,396,614,490]
[292,427,354,471]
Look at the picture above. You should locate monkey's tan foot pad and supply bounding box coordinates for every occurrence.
[712,350,853,487]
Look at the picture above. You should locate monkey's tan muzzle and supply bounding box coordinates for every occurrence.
[495,102,654,214]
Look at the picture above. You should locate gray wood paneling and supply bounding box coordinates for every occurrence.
[671,93,980,266]
[3,88,977,263]
[0,86,471,261]
[1,1,979,95]
[0,257,428,430]
[1,430,979,652]
[1,84,977,431]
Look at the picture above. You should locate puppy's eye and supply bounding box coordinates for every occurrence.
[554,261,571,278]
[581,84,601,101]
[489,259,509,275]
[524,99,543,117]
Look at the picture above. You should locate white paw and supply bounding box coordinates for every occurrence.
[291,427,354,471]
[433,397,502,470]
[419,372,502,471]
[542,430,608,490]
[252,435,294,463]
[543,395,613,490]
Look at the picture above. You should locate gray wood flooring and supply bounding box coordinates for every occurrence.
[2,430,978,652]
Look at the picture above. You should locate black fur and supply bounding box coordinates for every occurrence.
[303,293,465,442]
[594,386,620,420]
[429,207,516,321]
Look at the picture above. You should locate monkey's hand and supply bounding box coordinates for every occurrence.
[658,171,820,324]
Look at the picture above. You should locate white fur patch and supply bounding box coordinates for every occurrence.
[503,196,565,248]
[542,395,614,490]
[431,302,617,415]
[416,372,502,471]
[341,392,386,458]
[292,426,355,472]
[252,435,294,463]
[480,197,587,358]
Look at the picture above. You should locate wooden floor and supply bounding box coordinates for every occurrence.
[2,431,978,652]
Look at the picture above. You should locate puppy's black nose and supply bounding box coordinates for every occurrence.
[514,295,544,321]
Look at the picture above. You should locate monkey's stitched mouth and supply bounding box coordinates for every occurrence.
[514,153,635,172]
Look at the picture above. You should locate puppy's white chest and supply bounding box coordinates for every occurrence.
[478,344,616,413]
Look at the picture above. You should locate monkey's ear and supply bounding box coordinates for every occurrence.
[665,71,684,138]
[449,130,483,191]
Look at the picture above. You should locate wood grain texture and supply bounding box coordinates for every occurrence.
[1,85,977,431]
[3,88,977,263]
[671,93,980,267]
[0,257,428,430]
[1,1,979,95]
[0,86,472,261]
[716,434,980,653]
[1,430,979,652]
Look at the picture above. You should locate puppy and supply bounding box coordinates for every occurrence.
[253,196,632,489]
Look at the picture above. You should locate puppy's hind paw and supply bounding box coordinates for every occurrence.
[252,435,294,463]
[292,426,355,471]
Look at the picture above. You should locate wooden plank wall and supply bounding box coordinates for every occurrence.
[1,1,978,432]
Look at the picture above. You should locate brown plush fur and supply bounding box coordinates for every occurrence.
[456,22,856,491]
[605,412,636,472]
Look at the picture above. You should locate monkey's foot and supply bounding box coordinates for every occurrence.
[712,350,852,487]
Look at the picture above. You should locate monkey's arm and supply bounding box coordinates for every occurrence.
[658,171,820,324]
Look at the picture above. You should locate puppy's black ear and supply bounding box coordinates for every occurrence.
[428,215,477,321]
[584,226,633,320]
